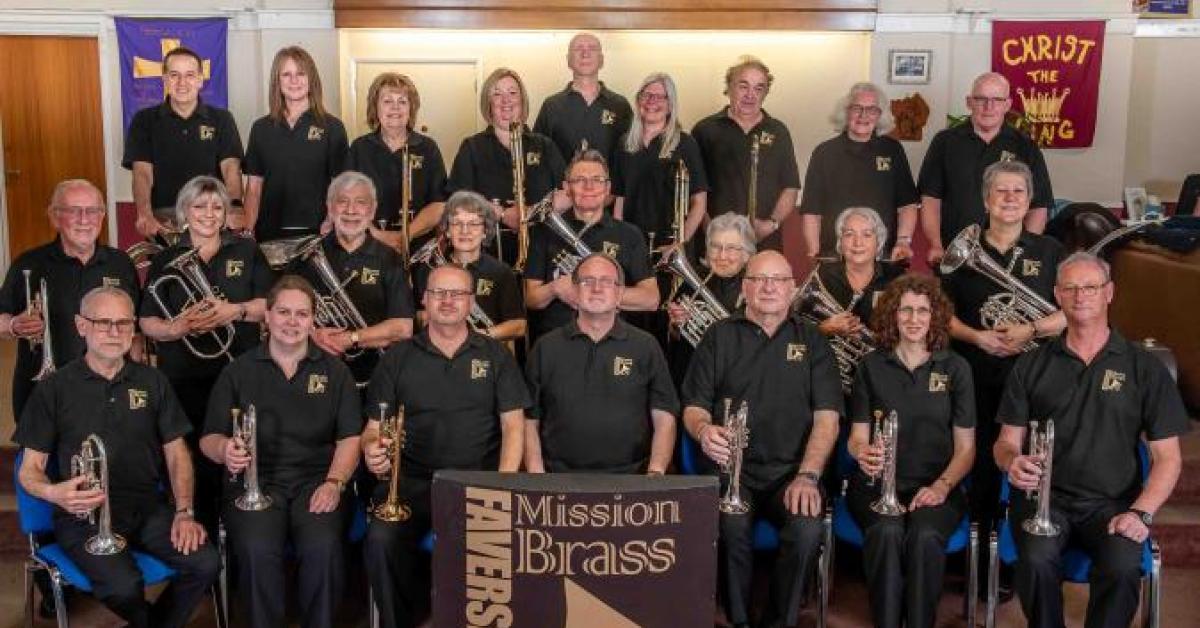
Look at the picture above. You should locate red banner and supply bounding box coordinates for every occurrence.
[992,20,1106,148]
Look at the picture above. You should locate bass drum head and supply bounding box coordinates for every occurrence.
[1045,202,1122,254]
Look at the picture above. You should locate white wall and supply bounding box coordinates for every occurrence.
[1126,31,1200,201]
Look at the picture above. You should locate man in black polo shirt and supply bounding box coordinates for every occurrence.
[201,275,362,628]
[994,252,1188,628]
[362,264,529,628]
[292,171,415,385]
[525,253,678,475]
[681,251,842,628]
[15,286,218,628]
[533,32,633,165]
[525,149,658,340]
[124,46,244,239]
[692,56,800,251]
[918,72,1053,264]
[0,179,141,421]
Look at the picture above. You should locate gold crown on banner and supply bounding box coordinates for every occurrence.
[1016,87,1071,123]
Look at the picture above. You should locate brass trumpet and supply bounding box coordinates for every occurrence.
[146,247,237,361]
[868,410,905,516]
[232,406,272,512]
[372,402,411,522]
[718,399,751,515]
[1022,419,1059,536]
[70,434,127,555]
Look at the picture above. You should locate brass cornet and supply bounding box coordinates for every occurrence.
[231,406,272,512]
[868,410,905,516]
[146,247,237,361]
[372,402,411,522]
[70,434,127,555]
[22,273,56,382]
[718,399,751,515]
[1022,419,1059,536]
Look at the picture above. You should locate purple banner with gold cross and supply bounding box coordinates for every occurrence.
[115,17,228,133]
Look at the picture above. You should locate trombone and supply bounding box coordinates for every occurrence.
[399,143,413,266]
[746,133,760,220]
[510,122,531,273]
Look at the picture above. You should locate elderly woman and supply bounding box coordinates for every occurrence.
[799,82,919,260]
[447,67,566,268]
[411,190,526,341]
[847,274,976,628]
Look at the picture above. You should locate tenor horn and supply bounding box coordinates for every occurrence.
[794,267,875,392]
[657,246,729,347]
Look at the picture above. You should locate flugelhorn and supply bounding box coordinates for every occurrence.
[525,192,593,277]
[510,122,531,273]
[232,406,272,512]
[1022,419,1059,536]
[70,434,126,555]
[869,410,905,516]
[658,246,729,347]
[718,399,751,515]
[146,247,237,361]
[372,402,411,522]
[794,267,874,392]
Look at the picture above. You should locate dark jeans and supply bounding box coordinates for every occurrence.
[364,476,433,628]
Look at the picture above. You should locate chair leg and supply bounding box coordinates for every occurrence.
[369,587,380,628]
[985,530,999,628]
[217,520,230,625]
[966,522,978,627]
[211,583,228,628]
[50,569,68,628]
[23,560,35,628]
[818,509,832,628]
[1144,541,1161,628]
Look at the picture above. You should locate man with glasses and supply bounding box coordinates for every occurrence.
[918,71,1053,265]
[361,264,529,628]
[15,286,219,628]
[681,250,842,628]
[534,32,633,166]
[993,252,1188,628]
[124,46,244,239]
[525,149,659,341]
[525,252,678,475]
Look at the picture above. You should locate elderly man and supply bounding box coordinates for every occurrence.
[362,264,529,628]
[534,32,633,166]
[525,149,659,340]
[994,252,1188,628]
[681,250,842,628]
[124,46,244,238]
[525,252,678,475]
[693,56,800,251]
[918,71,1053,264]
[16,286,219,628]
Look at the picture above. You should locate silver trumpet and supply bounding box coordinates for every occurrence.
[1022,419,1060,536]
[869,410,905,516]
[794,267,875,392]
[657,246,729,347]
[525,193,593,277]
[146,247,237,361]
[70,434,126,555]
[23,273,56,382]
[940,224,1058,352]
[232,406,272,512]
[718,399,751,515]
[409,237,498,335]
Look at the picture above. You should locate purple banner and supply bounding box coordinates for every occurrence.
[115,17,228,133]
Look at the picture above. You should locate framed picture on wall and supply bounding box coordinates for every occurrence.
[888,50,932,84]
[1134,0,1193,18]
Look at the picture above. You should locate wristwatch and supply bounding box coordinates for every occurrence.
[795,470,820,485]
[326,477,347,493]
[175,507,195,518]
[1128,508,1153,526]
[349,331,361,351]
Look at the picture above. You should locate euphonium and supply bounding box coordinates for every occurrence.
[372,402,411,522]
[409,237,498,335]
[657,246,729,347]
[1022,419,1060,536]
[510,122,531,273]
[940,224,1058,352]
[718,399,751,515]
[794,268,875,392]
[746,133,760,220]
[399,143,413,267]
[232,405,272,512]
[525,192,593,276]
[869,410,905,516]
[24,274,56,382]
[70,434,127,555]
[271,235,377,359]
[146,247,237,361]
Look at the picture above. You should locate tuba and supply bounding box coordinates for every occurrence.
[940,224,1058,352]
[372,402,411,522]
[657,247,730,347]
[410,237,498,335]
[718,399,751,515]
[70,434,127,555]
[231,406,272,512]
[794,268,875,392]
[1022,419,1059,536]
[23,273,56,381]
[526,193,593,277]
[868,410,905,516]
[510,122,531,273]
[146,247,237,361]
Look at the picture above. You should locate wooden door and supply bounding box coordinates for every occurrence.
[0,35,107,262]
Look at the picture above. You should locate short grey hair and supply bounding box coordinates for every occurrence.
[49,179,104,211]
[1057,251,1111,284]
[830,82,895,135]
[834,206,889,259]
[439,190,497,239]
[80,285,134,318]
[326,170,377,207]
[980,160,1033,205]
[572,252,625,287]
[174,175,231,228]
[707,212,756,256]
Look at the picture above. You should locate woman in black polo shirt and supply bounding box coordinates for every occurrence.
[847,274,976,628]
[243,46,348,242]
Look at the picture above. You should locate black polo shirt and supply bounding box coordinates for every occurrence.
[703,271,744,315]
[681,314,843,489]
[691,108,800,220]
[15,358,191,510]
[0,240,141,415]
[611,132,709,242]
[527,319,679,474]
[411,253,524,325]
[290,234,416,383]
[533,82,633,165]
[941,231,1063,389]
[917,123,1054,245]
[806,260,905,326]
[203,343,361,492]
[345,130,448,228]
[138,231,275,379]
[366,330,530,479]
[998,330,1190,502]
[849,349,975,493]
[524,210,652,339]
[447,127,566,208]
[122,99,244,210]
[243,111,349,240]
[799,132,920,256]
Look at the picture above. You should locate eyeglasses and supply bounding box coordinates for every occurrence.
[968,95,1009,108]
[82,317,136,333]
[898,306,932,317]
[1058,282,1108,297]
[427,288,472,301]
[567,176,609,187]
[575,276,620,289]
[638,92,668,104]
[448,220,485,232]
[707,243,746,255]
[744,274,793,287]
[848,105,882,118]
[55,206,105,219]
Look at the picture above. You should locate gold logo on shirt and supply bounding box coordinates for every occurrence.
[602,242,620,258]
[999,150,1016,163]
[613,356,633,377]
[360,267,380,285]
[1022,260,1041,277]
[102,277,121,288]
[308,374,328,394]
[526,152,541,166]
[471,359,490,380]
[876,156,891,172]
[226,260,244,277]
[1101,369,1126,392]
[199,125,215,141]
[929,372,949,393]
[307,126,325,141]
[409,154,424,170]
[786,343,807,362]
[128,389,148,410]
[600,109,616,125]
[476,278,494,296]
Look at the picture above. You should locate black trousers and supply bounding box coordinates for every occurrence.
[847,484,965,628]
[1011,495,1143,628]
[170,374,222,535]
[364,476,433,628]
[720,474,824,627]
[223,481,350,628]
[54,499,220,628]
